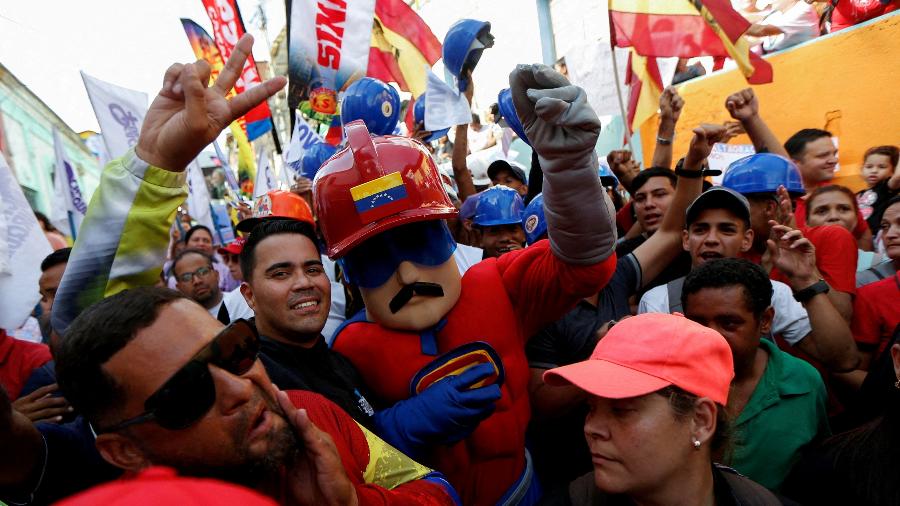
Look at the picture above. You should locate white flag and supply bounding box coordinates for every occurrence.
[284,119,325,165]
[186,160,216,234]
[424,67,471,132]
[0,154,53,329]
[212,141,241,193]
[253,147,276,200]
[51,128,88,236]
[81,71,149,159]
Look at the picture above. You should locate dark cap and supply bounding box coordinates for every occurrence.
[487,160,527,185]
[685,187,751,227]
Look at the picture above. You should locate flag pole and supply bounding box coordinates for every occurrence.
[607,6,634,153]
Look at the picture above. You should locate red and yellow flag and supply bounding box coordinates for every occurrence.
[608,0,772,84]
[368,0,442,98]
[625,51,664,133]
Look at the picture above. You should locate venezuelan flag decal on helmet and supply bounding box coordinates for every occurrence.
[350,172,410,223]
[410,342,505,395]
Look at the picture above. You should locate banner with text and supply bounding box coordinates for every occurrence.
[81,72,148,159]
[51,128,88,236]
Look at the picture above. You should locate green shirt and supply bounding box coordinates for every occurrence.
[727,339,830,491]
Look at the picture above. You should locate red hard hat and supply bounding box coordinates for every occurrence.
[236,189,315,233]
[314,120,457,258]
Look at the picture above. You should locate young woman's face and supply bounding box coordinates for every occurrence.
[807,191,858,232]
[584,393,696,495]
[861,154,894,188]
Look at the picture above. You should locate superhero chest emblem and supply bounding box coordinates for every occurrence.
[409,341,505,396]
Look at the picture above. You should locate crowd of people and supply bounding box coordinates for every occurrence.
[1,16,899,506]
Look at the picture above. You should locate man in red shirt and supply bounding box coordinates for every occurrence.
[0,329,50,400]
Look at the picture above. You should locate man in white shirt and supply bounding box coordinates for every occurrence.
[467,113,496,153]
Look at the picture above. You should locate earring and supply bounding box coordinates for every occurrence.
[894,378,899,390]
[692,439,701,450]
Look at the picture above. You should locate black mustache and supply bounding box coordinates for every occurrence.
[389,282,445,314]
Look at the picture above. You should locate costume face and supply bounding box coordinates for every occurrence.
[807,191,857,232]
[682,209,753,268]
[480,224,526,258]
[361,258,462,331]
[632,176,675,235]
[242,233,330,344]
[684,286,773,379]
[584,393,695,495]
[174,253,221,309]
[99,300,295,478]
[794,137,838,185]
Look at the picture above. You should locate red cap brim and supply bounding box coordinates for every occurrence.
[543,360,672,399]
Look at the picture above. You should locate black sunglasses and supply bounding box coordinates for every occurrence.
[98,319,260,434]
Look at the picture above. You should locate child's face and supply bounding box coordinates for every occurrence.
[861,154,894,187]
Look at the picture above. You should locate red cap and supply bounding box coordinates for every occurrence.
[313,120,457,258]
[236,190,315,233]
[55,466,277,506]
[217,236,247,256]
[544,313,734,405]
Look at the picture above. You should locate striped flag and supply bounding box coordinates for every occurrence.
[625,51,664,133]
[609,0,772,84]
[368,0,442,98]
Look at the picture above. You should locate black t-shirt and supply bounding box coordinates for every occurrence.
[258,330,378,428]
[858,180,899,234]
[616,234,691,295]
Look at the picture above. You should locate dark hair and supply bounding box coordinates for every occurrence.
[471,113,481,125]
[41,247,72,272]
[883,195,900,214]
[34,211,58,233]
[784,128,832,159]
[240,219,319,281]
[631,167,677,194]
[170,248,214,279]
[681,258,773,319]
[863,145,900,170]
[489,103,499,117]
[55,287,187,426]
[184,225,213,245]
[657,386,730,453]
[805,184,858,220]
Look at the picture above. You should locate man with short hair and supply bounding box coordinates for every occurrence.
[38,247,71,342]
[487,159,528,198]
[467,112,495,153]
[639,187,859,372]
[172,249,223,317]
[471,185,526,258]
[54,287,458,505]
[682,258,829,490]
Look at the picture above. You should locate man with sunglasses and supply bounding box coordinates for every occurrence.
[54,287,459,505]
[315,65,618,505]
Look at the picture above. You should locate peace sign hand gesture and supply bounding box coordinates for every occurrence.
[136,34,286,172]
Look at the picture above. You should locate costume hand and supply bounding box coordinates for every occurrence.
[276,390,358,506]
[685,124,727,170]
[11,383,72,424]
[374,363,501,456]
[136,34,286,172]
[659,86,684,124]
[508,64,601,163]
[725,88,759,122]
[767,223,821,289]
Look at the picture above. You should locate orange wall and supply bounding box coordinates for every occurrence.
[640,12,900,192]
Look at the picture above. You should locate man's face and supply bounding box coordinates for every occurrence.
[807,191,858,233]
[480,224,526,258]
[745,197,777,251]
[632,177,675,235]
[880,202,900,261]
[241,234,330,345]
[174,253,221,308]
[794,137,838,186]
[222,252,243,282]
[491,170,528,198]
[683,209,753,267]
[39,262,66,320]
[684,286,772,379]
[98,300,295,479]
[186,230,214,254]
[361,258,462,332]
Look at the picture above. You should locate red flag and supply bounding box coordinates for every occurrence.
[368,0,441,97]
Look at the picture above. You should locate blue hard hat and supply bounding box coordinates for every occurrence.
[473,185,524,227]
[300,142,338,180]
[598,162,620,188]
[443,19,494,92]
[413,98,450,142]
[722,153,805,196]
[497,88,530,146]
[522,193,547,245]
[340,77,401,136]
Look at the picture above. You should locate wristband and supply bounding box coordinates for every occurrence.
[792,279,829,303]
[674,168,723,179]
[656,136,673,145]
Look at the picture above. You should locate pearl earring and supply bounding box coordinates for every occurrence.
[692,439,701,449]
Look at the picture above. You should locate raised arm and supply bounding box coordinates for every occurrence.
[451,73,477,203]
[650,86,684,170]
[725,88,789,158]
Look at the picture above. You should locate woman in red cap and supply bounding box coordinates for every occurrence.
[541,313,781,505]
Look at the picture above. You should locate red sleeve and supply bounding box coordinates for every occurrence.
[286,390,456,506]
[0,332,51,399]
[616,201,634,233]
[495,240,617,339]
[805,225,858,295]
[851,285,882,349]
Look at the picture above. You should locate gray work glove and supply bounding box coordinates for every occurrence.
[509,64,616,264]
